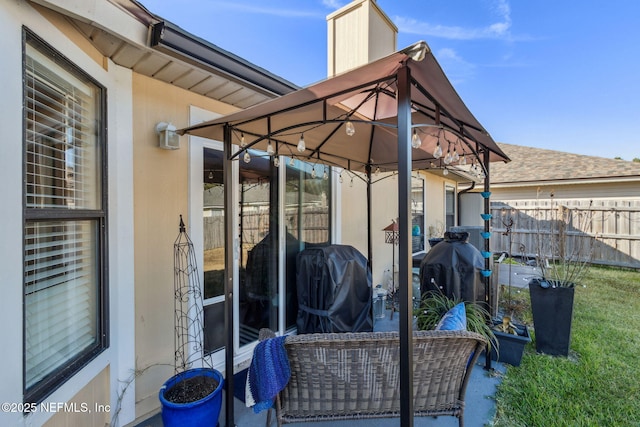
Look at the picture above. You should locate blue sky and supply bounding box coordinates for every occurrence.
[140,0,640,160]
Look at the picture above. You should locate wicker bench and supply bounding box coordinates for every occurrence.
[269,329,487,427]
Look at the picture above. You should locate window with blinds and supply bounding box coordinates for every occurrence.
[23,31,107,403]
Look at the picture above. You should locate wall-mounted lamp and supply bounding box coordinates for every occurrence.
[156,122,180,150]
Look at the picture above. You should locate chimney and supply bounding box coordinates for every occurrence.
[327,0,398,78]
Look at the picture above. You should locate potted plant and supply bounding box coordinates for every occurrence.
[414,291,498,355]
[529,192,594,356]
[159,217,224,426]
[490,315,531,367]
[490,216,531,366]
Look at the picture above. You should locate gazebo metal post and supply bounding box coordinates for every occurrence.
[483,148,493,370]
[223,124,235,427]
[366,165,373,272]
[397,64,414,427]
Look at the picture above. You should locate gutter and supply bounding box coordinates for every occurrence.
[150,20,299,97]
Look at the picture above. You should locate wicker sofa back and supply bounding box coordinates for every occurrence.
[273,329,487,427]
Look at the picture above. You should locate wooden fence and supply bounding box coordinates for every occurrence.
[203,206,329,250]
[490,199,640,269]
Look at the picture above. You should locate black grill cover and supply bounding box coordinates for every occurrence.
[419,232,485,303]
[296,245,372,333]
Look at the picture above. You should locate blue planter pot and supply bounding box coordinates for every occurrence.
[159,368,224,427]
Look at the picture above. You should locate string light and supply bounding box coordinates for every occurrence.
[311,166,316,179]
[411,129,422,149]
[240,133,246,148]
[243,150,251,163]
[273,156,279,167]
[345,120,355,136]
[266,141,275,156]
[323,167,329,180]
[444,146,453,165]
[433,141,443,159]
[297,134,306,152]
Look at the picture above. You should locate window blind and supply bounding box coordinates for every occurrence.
[24,44,100,210]
[23,36,104,397]
[24,221,98,388]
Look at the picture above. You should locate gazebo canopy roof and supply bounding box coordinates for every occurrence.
[181,41,509,173]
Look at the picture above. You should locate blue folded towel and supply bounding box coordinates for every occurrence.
[246,335,290,413]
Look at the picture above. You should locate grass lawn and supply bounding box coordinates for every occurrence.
[492,266,640,427]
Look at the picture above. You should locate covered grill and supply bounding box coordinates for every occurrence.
[419,232,486,304]
[296,245,372,333]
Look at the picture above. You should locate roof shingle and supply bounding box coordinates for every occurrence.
[490,143,640,184]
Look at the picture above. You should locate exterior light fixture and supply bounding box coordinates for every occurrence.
[267,141,275,156]
[243,150,251,163]
[240,133,247,148]
[156,122,179,150]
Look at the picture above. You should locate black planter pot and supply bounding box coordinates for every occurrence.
[490,323,531,366]
[529,279,575,357]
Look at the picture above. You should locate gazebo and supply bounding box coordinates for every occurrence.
[181,40,509,427]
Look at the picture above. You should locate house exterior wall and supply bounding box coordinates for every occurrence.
[340,171,457,286]
[131,73,238,419]
[43,368,110,427]
[0,1,135,426]
[491,180,640,201]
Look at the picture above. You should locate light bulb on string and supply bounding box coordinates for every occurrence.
[443,167,449,176]
[273,156,279,167]
[375,166,381,176]
[297,134,306,152]
[411,129,422,149]
[289,157,295,166]
[444,148,452,165]
[452,148,460,163]
[459,153,466,166]
[208,171,213,179]
[433,141,443,159]
[311,167,316,179]
[266,141,275,156]
[243,150,251,163]
[240,133,246,148]
[323,167,329,180]
[345,120,355,136]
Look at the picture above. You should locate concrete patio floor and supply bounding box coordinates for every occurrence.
[136,309,505,427]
